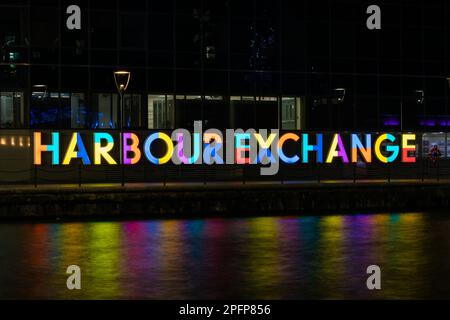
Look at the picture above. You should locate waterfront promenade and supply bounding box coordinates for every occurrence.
[0,178,449,192]
[1,179,449,219]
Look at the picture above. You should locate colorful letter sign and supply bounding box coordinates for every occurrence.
[33,124,417,176]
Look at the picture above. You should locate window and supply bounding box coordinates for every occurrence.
[66,93,87,129]
[281,97,303,130]
[255,97,278,129]
[423,133,446,158]
[92,93,118,129]
[30,91,64,129]
[203,96,227,129]
[230,96,278,129]
[123,94,142,128]
[0,92,24,128]
[91,11,117,49]
[0,7,28,49]
[120,14,146,49]
[148,95,174,129]
[175,95,202,130]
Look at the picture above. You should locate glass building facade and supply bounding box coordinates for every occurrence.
[0,0,448,133]
[1,0,450,184]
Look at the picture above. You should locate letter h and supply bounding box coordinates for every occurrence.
[34,132,60,165]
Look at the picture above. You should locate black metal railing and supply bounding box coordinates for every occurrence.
[0,130,447,187]
[0,159,445,187]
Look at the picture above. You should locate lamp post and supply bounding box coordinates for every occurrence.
[114,70,131,186]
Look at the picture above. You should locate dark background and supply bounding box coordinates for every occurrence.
[0,0,449,132]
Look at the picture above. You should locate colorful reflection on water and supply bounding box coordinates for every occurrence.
[0,212,449,299]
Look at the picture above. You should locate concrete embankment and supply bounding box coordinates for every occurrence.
[0,181,449,220]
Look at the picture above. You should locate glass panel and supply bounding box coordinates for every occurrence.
[281,97,303,130]
[120,14,146,49]
[123,94,141,128]
[67,93,87,129]
[30,91,62,129]
[422,133,446,158]
[175,95,202,130]
[92,93,118,129]
[0,92,24,128]
[257,96,277,102]
[204,96,227,130]
[446,134,450,158]
[231,98,254,130]
[255,97,278,129]
[148,95,174,129]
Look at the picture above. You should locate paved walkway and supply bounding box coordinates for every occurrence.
[0,178,448,193]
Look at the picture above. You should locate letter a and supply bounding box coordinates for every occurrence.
[366,5,381,30]
[66,5,81,30]
[366,265,381,290]
[66,265,81,290]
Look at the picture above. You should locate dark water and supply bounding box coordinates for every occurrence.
[0,213,449,299]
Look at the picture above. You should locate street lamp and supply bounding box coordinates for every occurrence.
[114,71,131,96]
[333,88,346,104]
[113,70,131,186]
[32,84,48,100]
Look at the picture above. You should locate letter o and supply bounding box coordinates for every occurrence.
[144,133,174,165]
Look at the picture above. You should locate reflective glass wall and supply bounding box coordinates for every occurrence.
[0,0,449,132]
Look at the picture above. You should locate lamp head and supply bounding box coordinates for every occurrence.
[32,84,48,100]
[114,70,131,94]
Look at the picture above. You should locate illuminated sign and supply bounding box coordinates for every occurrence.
[33,122,416,176]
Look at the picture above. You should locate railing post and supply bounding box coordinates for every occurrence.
[163,166,167,187]
[78,164,82,188]
[121,163,125,187]
[143,165,146,184]
[421,158,424,182]
[34,164,37,188]
[437,160,440,182]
